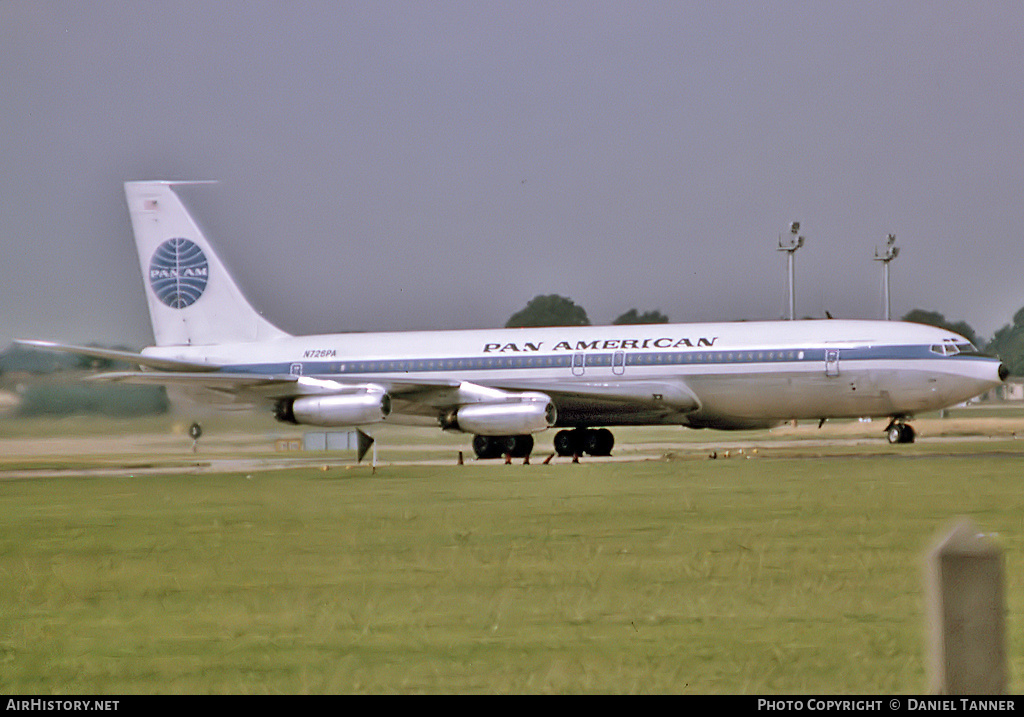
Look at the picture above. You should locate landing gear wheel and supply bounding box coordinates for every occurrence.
[886,423,916,444]
[554,428,615,457]
[886,425,902,444]
[473,435,500,460]
[508,434,534,458]
[495,435,518,457]
[472,434,534,459]
[582,428,614,457]
[554,430,578,457]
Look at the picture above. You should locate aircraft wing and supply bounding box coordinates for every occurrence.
[87,369,467,410]
[21,336,700,424]
[90,370,462,394]
[493,378,700,413]
[85,369,699,420]
[18,341,464,409]
[90,370,300,392]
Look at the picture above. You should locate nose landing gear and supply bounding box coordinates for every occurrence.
[885,420,916,444]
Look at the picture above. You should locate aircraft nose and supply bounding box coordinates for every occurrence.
[999,362,1009,382]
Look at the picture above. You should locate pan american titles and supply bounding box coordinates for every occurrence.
[483,336,719,353]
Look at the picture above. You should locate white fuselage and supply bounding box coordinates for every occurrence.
[144,318,1006,431]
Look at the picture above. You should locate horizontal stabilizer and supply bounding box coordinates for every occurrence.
[15,340,219,372]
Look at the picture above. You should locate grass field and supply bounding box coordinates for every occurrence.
[2,414,1023,693]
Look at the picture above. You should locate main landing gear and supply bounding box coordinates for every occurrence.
[472,434,534,460]
[553,428,614,457]
[471,428,616,460]
[885,419,916,444]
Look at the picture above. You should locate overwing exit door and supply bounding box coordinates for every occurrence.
[825,349,840,377]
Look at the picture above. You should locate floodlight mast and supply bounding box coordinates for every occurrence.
[777,221,805,320]
[873,233,899,320]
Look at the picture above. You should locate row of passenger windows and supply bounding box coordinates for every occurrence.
[310,350,811,374]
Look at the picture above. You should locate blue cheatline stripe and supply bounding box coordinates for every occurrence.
[216,343,992,377]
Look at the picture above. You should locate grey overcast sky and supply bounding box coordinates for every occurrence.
[2,1,1023,349]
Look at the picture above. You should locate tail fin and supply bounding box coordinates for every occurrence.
[124,181,290,346]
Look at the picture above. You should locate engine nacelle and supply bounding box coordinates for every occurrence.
[446,395,556,435]
[275,392,391,427]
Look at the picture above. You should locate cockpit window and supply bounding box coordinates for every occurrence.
[929,340,978,356]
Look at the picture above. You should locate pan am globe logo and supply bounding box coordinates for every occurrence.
[149,238,209,309]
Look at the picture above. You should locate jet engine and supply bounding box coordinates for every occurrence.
[443,394,556,435]
[274,391,391,427]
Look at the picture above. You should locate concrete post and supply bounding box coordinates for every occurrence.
[926,519,1007,694]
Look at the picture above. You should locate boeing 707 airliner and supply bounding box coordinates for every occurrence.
[20,182,1008,459]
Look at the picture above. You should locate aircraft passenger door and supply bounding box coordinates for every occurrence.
[612,350,626,375]
[824,350,840,378]
[571,352,585,376]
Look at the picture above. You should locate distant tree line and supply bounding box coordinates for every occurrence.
[612,308,670,325]
[0,343,168,418]
[987,307,1024,376]
[15,383,169,417]
[505,294,669,328]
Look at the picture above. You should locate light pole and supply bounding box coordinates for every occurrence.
[777,221,805,320]
[873,233,899,320]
